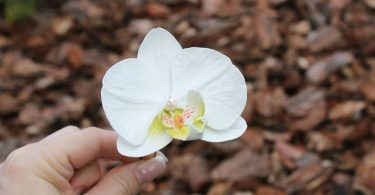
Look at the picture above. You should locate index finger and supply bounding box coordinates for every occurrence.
[40,127,136,171]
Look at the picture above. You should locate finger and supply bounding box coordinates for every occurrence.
[70,160,103,194]
[44,126,80,141]
[87,152,167,195]
[37,127,137,178]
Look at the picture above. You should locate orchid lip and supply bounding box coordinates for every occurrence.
[148,91,206,141]
[164,99,177,111]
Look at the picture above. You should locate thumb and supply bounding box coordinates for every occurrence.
[86,152,167,195]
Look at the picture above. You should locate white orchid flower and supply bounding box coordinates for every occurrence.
[101,28,247,157]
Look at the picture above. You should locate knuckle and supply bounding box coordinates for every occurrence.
[63,125,80,131]
[82,127,107,141]
[4,145,37,172]
[7,146,30,162]
[83,126,103,135]
[112,171,138,195]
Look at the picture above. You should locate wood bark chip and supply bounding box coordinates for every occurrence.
[364,0,375,8]
[360,80,375,101]
[328,101,365,121]
[169,153,210,192]
[254,11,281,50]
[307,52,354,83]
[207,182,233,195]
[354,152,375,195]
[211,149,272,181]
[307,26,343,52]
[255,186,286,195]
[284,161,334,194]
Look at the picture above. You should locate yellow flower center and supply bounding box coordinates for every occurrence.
[147,99,205,141]
[173,114,184,129]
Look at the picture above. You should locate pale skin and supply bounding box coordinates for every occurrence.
[0,126,167,195]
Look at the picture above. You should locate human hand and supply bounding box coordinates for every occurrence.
[0,126,167,195]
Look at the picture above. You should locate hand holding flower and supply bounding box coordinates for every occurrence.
[0,126,167,195]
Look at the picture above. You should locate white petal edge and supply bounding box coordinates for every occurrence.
[117,132,173,157]
[138,27,182,62]
[171,47,247,130]
[136,28,180,104]
[201,117,247,142]
[102,58,169,145]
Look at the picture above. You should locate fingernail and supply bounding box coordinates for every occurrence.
[155,151,168,162]
[135,151,168,183]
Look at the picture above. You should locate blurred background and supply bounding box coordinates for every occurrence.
[1,0,375,194]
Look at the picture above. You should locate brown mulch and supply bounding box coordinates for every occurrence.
[1,0,375,194]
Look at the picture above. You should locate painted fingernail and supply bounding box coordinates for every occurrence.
[134,151,168,183]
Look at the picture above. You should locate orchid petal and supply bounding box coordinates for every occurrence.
[136,28,181,101]
[172,48,247,130]
[117,132,172,157]
[201,117,247,142]
[101,58,169,145]
[138,27,182,63]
